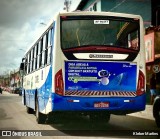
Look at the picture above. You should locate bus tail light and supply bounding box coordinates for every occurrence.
[136,70,145,96]
[55,69,64,96]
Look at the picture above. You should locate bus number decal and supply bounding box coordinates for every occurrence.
[94,20,109,24]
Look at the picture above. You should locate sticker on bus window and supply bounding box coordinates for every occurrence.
[94,20,109,24]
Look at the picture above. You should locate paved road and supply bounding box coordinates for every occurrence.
[0,92,159,139]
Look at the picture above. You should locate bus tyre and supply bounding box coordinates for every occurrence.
[23,91,26,105]
[155,118,160,128]
[35,99,46,124]
[26,106,34,114]
[153,100,160,128]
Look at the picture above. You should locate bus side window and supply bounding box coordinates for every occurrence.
[41,51,45,67]
[27,53,30,74]
[47,46,51,65]
[37,55,40,70]
[33,45,36,71]
[35,44,38,70]
[37,40,41,69]
[29,51,31,73]
[46,28,53,65]
[42,35,46,67]
[39,38,45,68]
[30,49,33,72]
[48,29,51,47]
[32,47,35,71]
[44,32,48,65]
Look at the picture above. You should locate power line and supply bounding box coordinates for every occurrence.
[108,0,127,12]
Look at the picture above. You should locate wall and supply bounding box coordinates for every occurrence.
[77,0,151,27]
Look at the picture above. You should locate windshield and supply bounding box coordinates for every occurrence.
[61,16,140,51]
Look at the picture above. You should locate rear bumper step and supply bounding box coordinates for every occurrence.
[65,91,136,97]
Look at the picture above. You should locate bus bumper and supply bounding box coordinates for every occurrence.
[51,93,146,115]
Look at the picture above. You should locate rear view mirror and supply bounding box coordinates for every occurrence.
[20,63,24,70]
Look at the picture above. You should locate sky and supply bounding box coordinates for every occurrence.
[0,0,81,75]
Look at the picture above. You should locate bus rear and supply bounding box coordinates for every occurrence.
[53,12,146,120]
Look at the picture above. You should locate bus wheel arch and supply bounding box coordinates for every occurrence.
[26,106,34,114]
[24,90,34,114]
[35,94,47,124]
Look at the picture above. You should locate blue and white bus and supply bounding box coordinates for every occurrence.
[20,12,146,124]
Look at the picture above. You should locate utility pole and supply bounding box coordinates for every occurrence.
[64,0,72,12]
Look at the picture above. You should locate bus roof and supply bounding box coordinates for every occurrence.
[59,11,142,20]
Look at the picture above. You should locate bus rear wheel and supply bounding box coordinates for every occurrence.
[26,106,34,114]
[35,99,47,124]
[155,118,160,128]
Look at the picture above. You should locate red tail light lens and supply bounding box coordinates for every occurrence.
[55,69,64,96]
[137,70,145,96]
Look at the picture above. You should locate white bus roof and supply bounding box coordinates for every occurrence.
[59,11,142,19]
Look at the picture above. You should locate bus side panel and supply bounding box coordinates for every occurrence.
[36,66,52,114]
[22,65,52,114]
[37,21,55,114]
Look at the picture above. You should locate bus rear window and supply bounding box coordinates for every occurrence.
[61,16,140,51]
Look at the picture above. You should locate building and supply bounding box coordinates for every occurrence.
[0,74,10,87]
[76,0,160,25]
[76,0,152,27]
[151,0,160,26]
[10,69,21,88]
[145,26,160,85]
[0,69,21,91]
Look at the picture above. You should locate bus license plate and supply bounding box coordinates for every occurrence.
[94,102,109,108]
